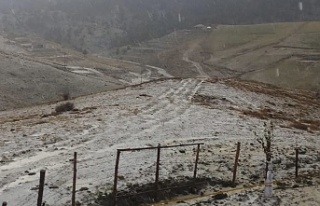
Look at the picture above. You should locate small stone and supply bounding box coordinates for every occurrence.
[249,174,260,180]
[292,184,299,188]
[28,172,36,176]
[213,193,228,200]
[176,200,186,203]
[49,185,59,189]
[306,181,313,186]
[79,187,89,191]
[31,186,39,190]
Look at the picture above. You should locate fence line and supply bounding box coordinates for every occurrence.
[2,142,319,205]
[113,143,203,206]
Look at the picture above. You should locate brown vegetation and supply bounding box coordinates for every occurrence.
[55,102,75,113]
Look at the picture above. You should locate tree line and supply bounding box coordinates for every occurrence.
[0,0,319,51]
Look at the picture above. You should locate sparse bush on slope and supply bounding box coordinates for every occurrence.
[62,92,71,101]
[55,102,74,113]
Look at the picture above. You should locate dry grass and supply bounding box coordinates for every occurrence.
[224,79,319,107]
[203,23,297,52]
[55,102,75,113]
[235,107,320,132]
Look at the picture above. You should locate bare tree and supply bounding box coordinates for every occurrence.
[254,121,274,177]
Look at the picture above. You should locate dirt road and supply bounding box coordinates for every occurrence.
[182,45,209,78]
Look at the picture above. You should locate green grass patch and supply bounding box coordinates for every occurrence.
[301,33,320,49]
[202,22,299,52]
[242,59,320,91]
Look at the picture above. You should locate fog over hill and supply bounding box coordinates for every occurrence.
[1,0,320,52]
[0,0,319,111]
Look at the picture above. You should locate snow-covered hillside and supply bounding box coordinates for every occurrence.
[0,78,319,205]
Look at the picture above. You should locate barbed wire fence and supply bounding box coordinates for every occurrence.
[1,141,320,206]
[112,143,203,206]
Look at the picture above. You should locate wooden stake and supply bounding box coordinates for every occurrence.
[72,152,77,206]
[154,144,161,202]
[193,144,201,179]
[113,150,121,206]
[232,142,241,185]
[37,170,46,206]
[295,148,299,178]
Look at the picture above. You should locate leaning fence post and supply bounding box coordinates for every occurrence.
[113,150,121,206]
[37,170,46,206]
[232,142,241,185]
[154,144,161,202]
[2,202,7,206]
[193,144,201,179]
[295,148,299,178]
[72,152,77,206]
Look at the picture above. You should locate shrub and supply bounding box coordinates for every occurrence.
[55,102,74,113]
[62,92,70,101]
[82,49,88,56]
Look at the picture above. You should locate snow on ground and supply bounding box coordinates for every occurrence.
[0,78,319,205]
[146,65,173,78]
[169,185,320,206]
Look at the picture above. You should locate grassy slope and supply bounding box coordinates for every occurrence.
[198,21,320,91]
[0,55,120,111]
[0,33,130,111]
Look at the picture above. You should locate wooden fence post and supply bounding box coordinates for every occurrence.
[154,144,161,202]
[2,202,7,206]
[193,144,201,179]
[113,150,121,206]
[232,142,241,185]
[37,170,46,206]
[295,148,299,178]
[72,152,77,206]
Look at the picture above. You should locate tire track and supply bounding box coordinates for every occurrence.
[183,47,209,78]
[1,79,204,205]
[131,79,203,136]
[141,79,192,114]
